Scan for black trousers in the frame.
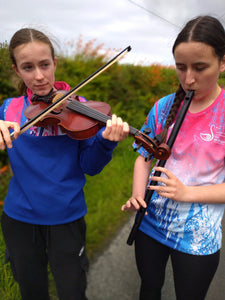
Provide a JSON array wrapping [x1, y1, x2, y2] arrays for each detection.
[[135, 230, 220, 300], [1, 212, 89, 300]]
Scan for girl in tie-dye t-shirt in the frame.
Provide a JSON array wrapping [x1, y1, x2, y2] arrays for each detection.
[[122, 15, 225, 300]]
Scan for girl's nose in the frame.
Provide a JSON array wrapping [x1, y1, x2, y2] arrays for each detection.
[[185, 69, 195, 85], [35, 68, 44, 80]]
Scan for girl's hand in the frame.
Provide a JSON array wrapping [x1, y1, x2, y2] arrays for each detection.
[[0, 120, 20, 149], [102, 114, 129, 141], [149, 166, 189, 202], [121, 196, 147, 212]]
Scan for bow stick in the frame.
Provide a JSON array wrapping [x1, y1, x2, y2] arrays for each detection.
[[127, 89, 195, 245], [10, 46, 131, 140]]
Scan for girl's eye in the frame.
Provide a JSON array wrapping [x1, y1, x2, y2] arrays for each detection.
[[23, 65, 33, 71], [41, 63, 50, 68], [195, 66, 206, 72], [39, 60, 52, 69], [176, 65, 186, 71]]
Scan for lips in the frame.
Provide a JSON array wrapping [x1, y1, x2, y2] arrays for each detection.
[[33, 84, 51, 95], [35, 84, 48, 89]]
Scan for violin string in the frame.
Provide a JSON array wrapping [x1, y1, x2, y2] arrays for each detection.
[[67, 100, 138, 135], [67, 101, 111, 123]]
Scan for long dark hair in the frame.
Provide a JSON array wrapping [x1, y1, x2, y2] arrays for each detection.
[[159, 15, 225, 142]]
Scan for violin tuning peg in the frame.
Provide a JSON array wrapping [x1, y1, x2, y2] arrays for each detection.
[[154, 134, 162, 145], [143, 128, 151, 135]]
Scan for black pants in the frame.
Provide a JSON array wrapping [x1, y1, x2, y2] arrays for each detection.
[[135, 230, 220, 300], [1, 212, 89, 300]]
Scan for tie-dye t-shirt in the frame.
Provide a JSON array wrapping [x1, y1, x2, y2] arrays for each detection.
[[134, 89, 225, 255]]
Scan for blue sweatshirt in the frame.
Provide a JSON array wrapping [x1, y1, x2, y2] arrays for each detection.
[[0, 82, 117, 225]]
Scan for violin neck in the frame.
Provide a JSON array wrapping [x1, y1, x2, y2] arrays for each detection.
[[66, 100, 138, 137]]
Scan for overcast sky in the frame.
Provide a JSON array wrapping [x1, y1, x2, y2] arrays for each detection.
[[0, 0, 225, 66]]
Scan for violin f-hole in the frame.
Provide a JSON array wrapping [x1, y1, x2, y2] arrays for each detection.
[[50, 109, 63, 115]]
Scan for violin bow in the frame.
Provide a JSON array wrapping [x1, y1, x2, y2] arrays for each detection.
[[10, 46, 131, 140], [127, 89, 195, 246]]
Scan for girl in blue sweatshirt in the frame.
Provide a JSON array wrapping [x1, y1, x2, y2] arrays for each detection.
[[0, 28, 129, 300]]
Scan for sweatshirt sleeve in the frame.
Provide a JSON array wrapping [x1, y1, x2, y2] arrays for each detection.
[[0, 101, 6, 120], [79, 127, 118, 175]]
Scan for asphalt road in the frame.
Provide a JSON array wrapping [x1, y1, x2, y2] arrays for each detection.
[[86, 215, 225, 300]]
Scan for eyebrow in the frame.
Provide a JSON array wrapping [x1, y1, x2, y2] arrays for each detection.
[[176, 62, 208, 66], [20, 59, 51, 66]]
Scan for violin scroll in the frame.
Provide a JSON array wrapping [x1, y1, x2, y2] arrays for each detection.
[[155, 143, 171, 160], [134, 131, 171, 160]]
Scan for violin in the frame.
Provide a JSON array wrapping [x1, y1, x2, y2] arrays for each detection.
[[24, 90, 171, 160], [24, 91, 111, 140]]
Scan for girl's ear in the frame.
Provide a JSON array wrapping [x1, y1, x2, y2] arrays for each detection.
[[12, 64, 21, 78], [220, 55, 225, 73], [54, 56, 57, 71]]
